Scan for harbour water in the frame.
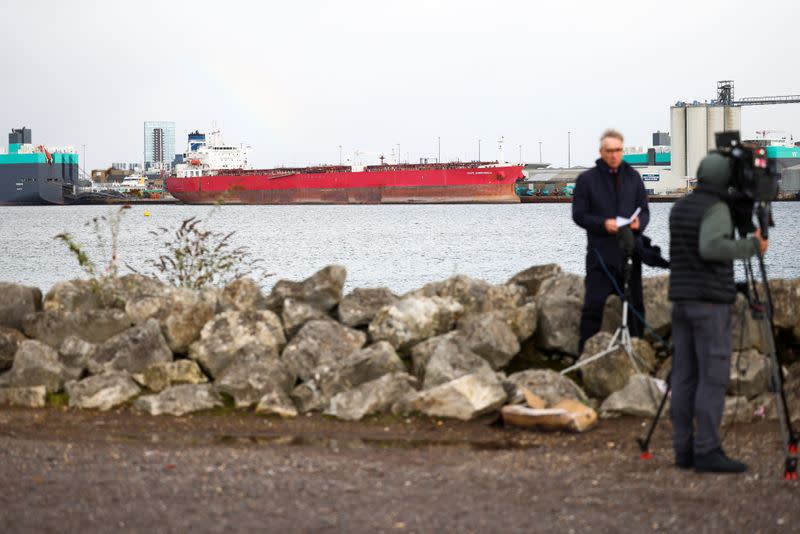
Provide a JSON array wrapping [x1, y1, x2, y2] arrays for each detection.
[[0, 203, 797, 294]]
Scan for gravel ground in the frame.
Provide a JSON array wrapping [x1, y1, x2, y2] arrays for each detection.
[[0, 407, 798, 533]]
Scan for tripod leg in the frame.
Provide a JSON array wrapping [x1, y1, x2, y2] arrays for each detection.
[[637, 379, 671, 459]]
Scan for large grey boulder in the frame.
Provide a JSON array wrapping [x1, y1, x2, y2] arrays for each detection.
[[457, 313, 520, 370], [0, 282, 41, 330], [2, 340, 67, 392], [730, 293, 764, 352], [312, 341, 406, 405], [216, 356, 294, 409], [219, 277, 268, 312], [0, 386, 46, 408], [534, 274, 584, 356], [281, 320, 366, 382], [134, 384, 223, 416], [266, 265, 347, 313], [599, 374, 666, 418], [65, 372, 141, 411], [281, 298, 330, 337], [499, 302, 538, 342], [577, 332, 657, 399], [126, 288, 218, 354], [406, 275, 492, 314], [728, 349, 770, 400], [0, 326, 26, 372], [505, 369, 589, 405], [44, 275, 167, 313], [141, 360, 208, 393], [88, 319, 172, 375], [338, 288, 399, 327], [22, 308, 134, 348], [58, 336, 96, 377], [768, 278, 800, 333], [401, 371, 508, 421], [326, 372, 418, 421], [507, 264, 563, 297], [368, 296, 463, 351], [255, 389, 298, 418], [188, 310, 284, 379], [410, 333, 493, 390]]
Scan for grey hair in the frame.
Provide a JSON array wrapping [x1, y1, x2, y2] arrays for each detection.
[[600, 129, 624, 148]]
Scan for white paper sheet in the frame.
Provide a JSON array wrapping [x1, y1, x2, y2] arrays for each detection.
[[615, 207, 642, 228]]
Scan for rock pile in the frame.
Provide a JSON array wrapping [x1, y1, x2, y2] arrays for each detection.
[[0, 267, 798, 429]]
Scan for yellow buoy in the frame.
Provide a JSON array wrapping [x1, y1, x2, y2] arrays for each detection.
[[144, 210, 150, 217]]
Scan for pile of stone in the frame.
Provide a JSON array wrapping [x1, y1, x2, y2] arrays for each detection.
[[0, 265, 797, 427]]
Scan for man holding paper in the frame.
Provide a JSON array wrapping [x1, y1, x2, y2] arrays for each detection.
[[572, 129, 650, 353]]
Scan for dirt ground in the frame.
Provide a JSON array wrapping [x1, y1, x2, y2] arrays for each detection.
[[0, 407, 798, 533]]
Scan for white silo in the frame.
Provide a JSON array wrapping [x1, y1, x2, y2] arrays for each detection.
[[670, 106, 687, 180], [707, 105, 725, 150], [686, 105, 709, 178], [724, 106, 742, 132]]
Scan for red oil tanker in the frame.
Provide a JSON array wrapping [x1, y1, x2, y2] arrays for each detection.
[[166, 129, 523, 204]]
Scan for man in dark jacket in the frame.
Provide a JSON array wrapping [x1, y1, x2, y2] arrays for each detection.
[[572, 129, 650, 353], [669, 152, 767, 473]]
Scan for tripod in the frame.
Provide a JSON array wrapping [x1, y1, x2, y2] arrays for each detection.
[[562, 227, 651, 377], [637, 202, 798, 480]]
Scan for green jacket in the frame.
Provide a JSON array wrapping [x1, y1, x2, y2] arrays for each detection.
[[696, 154, 760, 262]]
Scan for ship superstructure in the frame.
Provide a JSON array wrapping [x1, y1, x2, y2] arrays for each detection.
[[0, 127, 79, 205]]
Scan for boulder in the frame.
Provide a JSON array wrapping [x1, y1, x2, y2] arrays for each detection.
[[506, 264, 563, 297], [3, 340, 67, 392], [44, 275, 167, 313], [58, 336, 96, 376], [220, 277, 269, 312], [502, 399, 597, 432], [722, 396, 754, 425], [141, 360, 208, 393], [266, 265, 347, 313], [0, 282, 41, 330], [406, 275, 492, 314], [401, 371, 507, 421], [534, 274, 584, 356], [0, 386, 46, 408], [312, 341, 405, 405], [457, 312, 520, 370], [22, 308, 134, 348], [577, 332, 657, 399], [599, 374, 666, 418], [338, 287, 399, 327], [134, 384, 223, 416], [505, 369, 589, 406], [255, 389, 298, 418], [768, 278, 800, 332], [281, 320, 366, 382], [88, 319, 172, 375], [642, 275, 672, 338], [0, 326, 26, 372], [65, 372, 141, 411], [368, 296, 463, 351], [482, 284, 528, 313], [216, 356, 294, 409], [326, 372, 418, 421], [281, 298, 330, 337], [730, 293, 764, 352], [728, 349, 770, 400], [290, 381, 324, 413], [410, 333, 493, 390], [126, 288, 218, 354], [500, 302, 538, 342], [188, 310, 284, 379]]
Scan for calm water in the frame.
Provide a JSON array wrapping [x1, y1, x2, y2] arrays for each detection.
[[0, 202, 797, 294]]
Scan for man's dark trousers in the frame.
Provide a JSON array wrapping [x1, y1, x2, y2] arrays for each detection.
[[670, 300, 731, 455], [578, 252, 644, 353]]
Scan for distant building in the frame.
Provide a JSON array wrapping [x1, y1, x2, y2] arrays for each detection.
[[143, 121, 175, 171], [652, 130, 671, 147], [111, 162, 141, 172]]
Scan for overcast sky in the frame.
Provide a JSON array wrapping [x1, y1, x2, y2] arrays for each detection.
[[2, 0, 799, 171]]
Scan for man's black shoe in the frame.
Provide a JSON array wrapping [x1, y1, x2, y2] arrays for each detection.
[[675, 450, 693, 469], [694, 448, 748, 473]]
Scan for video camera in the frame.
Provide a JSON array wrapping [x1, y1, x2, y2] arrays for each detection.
[[714, 131, 780, 237]]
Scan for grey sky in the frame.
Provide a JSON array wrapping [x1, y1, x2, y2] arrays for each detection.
[[2, 0, 799, 172]]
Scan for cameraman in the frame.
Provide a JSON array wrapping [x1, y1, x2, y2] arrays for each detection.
[[668, 152, 768, 474]]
